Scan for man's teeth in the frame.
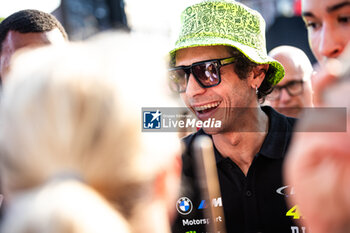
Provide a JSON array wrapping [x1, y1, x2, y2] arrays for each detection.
[[194, 102, 220, 111]]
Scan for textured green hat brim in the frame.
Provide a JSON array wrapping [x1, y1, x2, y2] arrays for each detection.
[[170, 37, 284, 86]]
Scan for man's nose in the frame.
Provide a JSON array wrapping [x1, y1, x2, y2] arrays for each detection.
[[280, 88, 292, 103], [318, 24, 344, 59], [185, 74, 206, 97]]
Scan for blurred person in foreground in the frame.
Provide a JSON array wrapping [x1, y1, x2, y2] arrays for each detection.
[[0, 9, 68, 83], [266, 45, 313, 118], [284, 0, 350, 232], [169, 0, 305, 232], [0, 33, 181, 233]]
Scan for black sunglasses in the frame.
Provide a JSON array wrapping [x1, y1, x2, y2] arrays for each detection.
[[169, 57, 235, 93]]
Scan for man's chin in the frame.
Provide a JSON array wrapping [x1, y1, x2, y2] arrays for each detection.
[[202, 123, 227, 135], [202, 127, 221, 135]]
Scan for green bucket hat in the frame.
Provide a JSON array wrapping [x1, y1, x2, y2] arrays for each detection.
[[170, 0, 285, 85]]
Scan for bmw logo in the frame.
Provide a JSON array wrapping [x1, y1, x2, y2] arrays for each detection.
[[176, 197, 193, 215]]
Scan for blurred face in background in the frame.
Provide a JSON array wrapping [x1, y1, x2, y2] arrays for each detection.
[[302, 0, 350, 64], [0, 29, 66, 81], [267, 46, 313, 118]]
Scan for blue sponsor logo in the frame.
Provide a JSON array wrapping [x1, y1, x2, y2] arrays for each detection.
[[176, 197, 193, 215], [198, 200, 207, 209], [143, 110, 161, 129]]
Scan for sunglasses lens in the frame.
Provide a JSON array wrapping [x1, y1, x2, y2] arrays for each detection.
[[193, 62, 219, 87], [169, 60, 222, 93], [169, 69, 187, 92]]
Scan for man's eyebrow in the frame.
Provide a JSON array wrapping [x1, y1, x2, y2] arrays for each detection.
[[302, 12, 314, 18], [327, 1, 350, 12], [302, 2, 350, 17]]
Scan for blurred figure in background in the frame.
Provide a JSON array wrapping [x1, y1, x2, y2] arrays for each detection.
[[267, 45, 313, 118], [0, 9, 68, 83], [0, 33, 181, 233], [284, 0, 350, 232], [0, 8, 68, 220]]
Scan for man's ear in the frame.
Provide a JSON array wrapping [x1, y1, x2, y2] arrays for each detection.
[[250, 64, 269, 88]]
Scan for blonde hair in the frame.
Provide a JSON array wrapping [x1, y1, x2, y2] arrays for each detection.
[[0, 32, 181, 229], [1, 180, 130, 233]]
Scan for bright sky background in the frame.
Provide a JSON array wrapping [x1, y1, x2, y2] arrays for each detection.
[[0, 0, 192, 38], [0, 0, 61, 17]]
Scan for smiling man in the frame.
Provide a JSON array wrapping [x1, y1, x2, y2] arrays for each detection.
[[169, 1, 303, 232]]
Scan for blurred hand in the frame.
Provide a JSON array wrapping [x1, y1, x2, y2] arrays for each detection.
[[285, 129, 350, 233], [285, 45, 350, 233]]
